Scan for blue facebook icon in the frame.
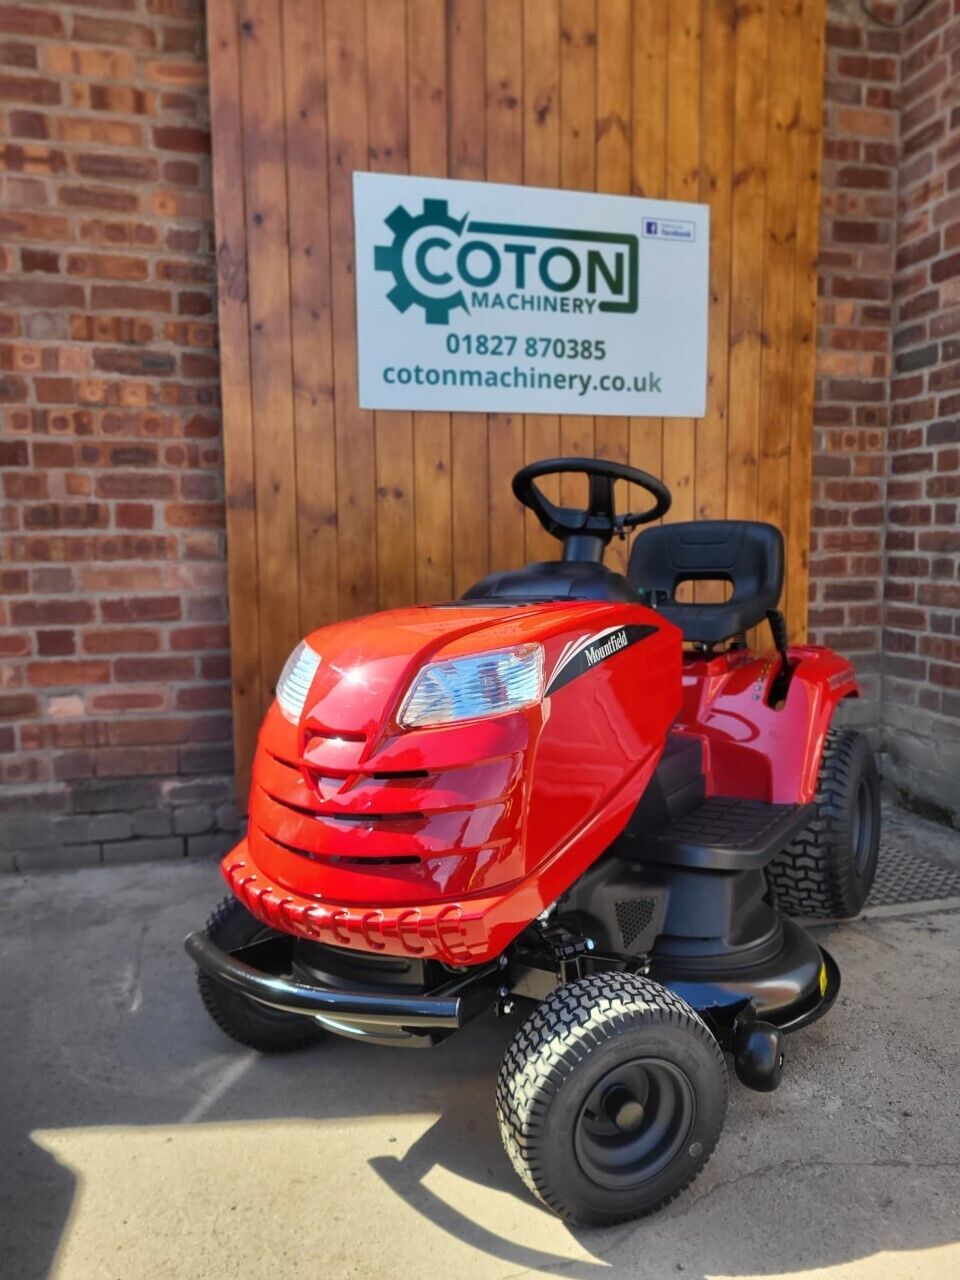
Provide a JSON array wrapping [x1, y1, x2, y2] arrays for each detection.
[[644, 219, 658, 235]]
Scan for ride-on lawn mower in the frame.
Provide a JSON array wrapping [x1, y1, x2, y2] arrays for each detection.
[[186, 457, 880, 1225]]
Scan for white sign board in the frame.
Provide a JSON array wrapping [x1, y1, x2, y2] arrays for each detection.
[[353, 172, 709, 418]]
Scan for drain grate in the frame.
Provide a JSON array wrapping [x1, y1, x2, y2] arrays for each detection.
[[866, 842, 960, 908]]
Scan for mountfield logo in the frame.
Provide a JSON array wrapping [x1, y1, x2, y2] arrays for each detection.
[[374, 198, 639, 326], [584, 629, 629, 666]]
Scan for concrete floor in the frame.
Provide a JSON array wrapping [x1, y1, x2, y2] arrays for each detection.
[[2, 837, 959, 1280]]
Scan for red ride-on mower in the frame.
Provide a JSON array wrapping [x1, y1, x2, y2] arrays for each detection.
[[186, 457, 880, 1225]]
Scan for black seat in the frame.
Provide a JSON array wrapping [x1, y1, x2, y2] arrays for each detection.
[[627, 520, 784, 646]]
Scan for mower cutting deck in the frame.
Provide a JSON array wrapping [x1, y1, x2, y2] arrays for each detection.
[[187, 457, 878, 1225]]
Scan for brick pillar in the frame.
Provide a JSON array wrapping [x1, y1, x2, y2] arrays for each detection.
[[809, 4, 900, 728], [0, 1, 239, 869], [884, 0, 960, 823]]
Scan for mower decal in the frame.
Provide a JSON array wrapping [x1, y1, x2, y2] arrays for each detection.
[[546, 624, 657, 695]]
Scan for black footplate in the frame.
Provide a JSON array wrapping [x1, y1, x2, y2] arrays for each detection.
[[620, 797, 815, 871]]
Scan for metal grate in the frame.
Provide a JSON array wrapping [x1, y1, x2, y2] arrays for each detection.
[[866, 842, 960, 908], [615, 897, 656, 947]]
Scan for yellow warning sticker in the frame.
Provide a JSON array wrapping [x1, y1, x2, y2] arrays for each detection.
[[819, 962, 828, 997]]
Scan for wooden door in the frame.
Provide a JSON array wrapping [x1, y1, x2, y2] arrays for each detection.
[[207, 0, 826, 793]]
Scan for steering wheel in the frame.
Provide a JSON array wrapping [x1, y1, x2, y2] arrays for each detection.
[[512, 457, 672, 548]]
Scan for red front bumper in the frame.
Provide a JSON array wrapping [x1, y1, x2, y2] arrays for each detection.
[[221, 840, 517, 965]]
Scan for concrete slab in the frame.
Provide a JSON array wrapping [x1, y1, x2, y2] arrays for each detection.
[[1, 857, 958, 1280]]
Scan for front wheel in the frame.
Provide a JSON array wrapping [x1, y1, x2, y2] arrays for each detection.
[[495, 972, 727, 1225], [765, 728, 881, 919], [196, 896, 325, 1053]]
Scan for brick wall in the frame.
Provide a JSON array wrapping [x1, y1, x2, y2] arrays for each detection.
[[884, 0, 960, 821], [810, 0, 960, 825], [809, 0, 900, 729], [0, 0, 238, 870]]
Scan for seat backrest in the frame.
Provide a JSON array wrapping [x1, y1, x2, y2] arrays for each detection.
[[627, 520, 784, 645]]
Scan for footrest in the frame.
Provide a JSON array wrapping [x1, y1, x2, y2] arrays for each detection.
[[622, 797, 815, 871]]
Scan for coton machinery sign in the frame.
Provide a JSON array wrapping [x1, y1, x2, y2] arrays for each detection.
[[354, 172, 709, 418]]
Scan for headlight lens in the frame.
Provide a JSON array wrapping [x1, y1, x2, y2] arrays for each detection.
[[398, 643, 544, 729], [275, 640, 321, 723]]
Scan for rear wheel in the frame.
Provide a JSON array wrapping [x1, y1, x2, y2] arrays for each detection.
[[766, 728, 880, 919], [495, 972, 727, 1225], [196, 896, 325, 1053]]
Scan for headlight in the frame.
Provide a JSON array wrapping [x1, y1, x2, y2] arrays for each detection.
[[275, 640, 321, 723], [398, 644, 544, 729]]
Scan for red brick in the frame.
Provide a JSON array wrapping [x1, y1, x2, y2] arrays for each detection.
[[152, 124, 209, 152], [74, 152, 159, 184], [0, 279, 86, 309], [90, 284, 173, 312], [115, 502, 154, 529], [170, 624, 228, 651], [0, 73, 60, 104], [72, 14, 157, 51], [59, 184, 140, 213], [10, 598, 94, 626], [67, 253, 150, 281], [113, 655, 194, 682], [27, 660, 110, 687], [100, 595, 182, 623], [37, 629, 76, 657], [931, 250, 960, 281], [164, 501, 225, 527], [83, 628, 161, 654]]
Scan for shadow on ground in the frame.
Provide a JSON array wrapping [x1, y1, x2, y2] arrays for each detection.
[[1, 850, 958, 1279]]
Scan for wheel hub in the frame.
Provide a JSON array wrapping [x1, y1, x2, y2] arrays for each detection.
[[575, 1057, 695, 1190]]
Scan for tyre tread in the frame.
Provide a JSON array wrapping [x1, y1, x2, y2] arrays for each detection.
[[495, 972, 727, 1224], [765, 728, 878, 918], [196, 896, 324, 1054]]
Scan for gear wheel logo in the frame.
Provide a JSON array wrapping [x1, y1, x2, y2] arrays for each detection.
[[374, 198, 469, 326]]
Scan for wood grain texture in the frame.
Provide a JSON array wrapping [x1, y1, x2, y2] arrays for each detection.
[[282, 0, 339, 633], [237, 0, 300, 700], [209, 0, 826, 796], [206, 0, 262, 790]]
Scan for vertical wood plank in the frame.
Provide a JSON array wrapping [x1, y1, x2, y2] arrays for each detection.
[[366, 0, 416, 612], [407, 0, 453, 601], [448, 0, 490, 597], [628, 0, 667, 506], [694, 0, 735, 604], [786, 0, 825, 641], [758, 0, 803, 599], [207, 0, 262, 797], [523, 0, 562, 563], [558, 0, 596, 503], [325, 0, 378, 617], [282, 0, 340, 634], [661, 0, 701, 554], [238, 0, 301, 699], [726, 0, 771, 530], [594, 0, 631, 573], [485, 0, 526, 571]]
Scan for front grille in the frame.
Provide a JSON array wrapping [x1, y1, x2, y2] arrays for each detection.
[[261, 830, 422, 867]]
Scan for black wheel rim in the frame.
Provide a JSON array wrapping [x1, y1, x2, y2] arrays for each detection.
[[852, 777, 875, 877], [574, 1057, 696, 1191]]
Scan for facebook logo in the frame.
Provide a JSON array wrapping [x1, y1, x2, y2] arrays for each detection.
[[642, 217, 695, 243]]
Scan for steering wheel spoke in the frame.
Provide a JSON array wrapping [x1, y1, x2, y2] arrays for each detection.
[[512, 458, 671, 552]]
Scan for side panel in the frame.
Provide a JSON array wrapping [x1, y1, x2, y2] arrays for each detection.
[[677, 644, 858, 804]]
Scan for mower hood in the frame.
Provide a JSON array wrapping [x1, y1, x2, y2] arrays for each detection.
[[233, 598, 681, 961]]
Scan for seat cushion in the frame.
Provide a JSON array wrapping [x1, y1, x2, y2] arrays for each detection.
[[627, 520, 783, 645]]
